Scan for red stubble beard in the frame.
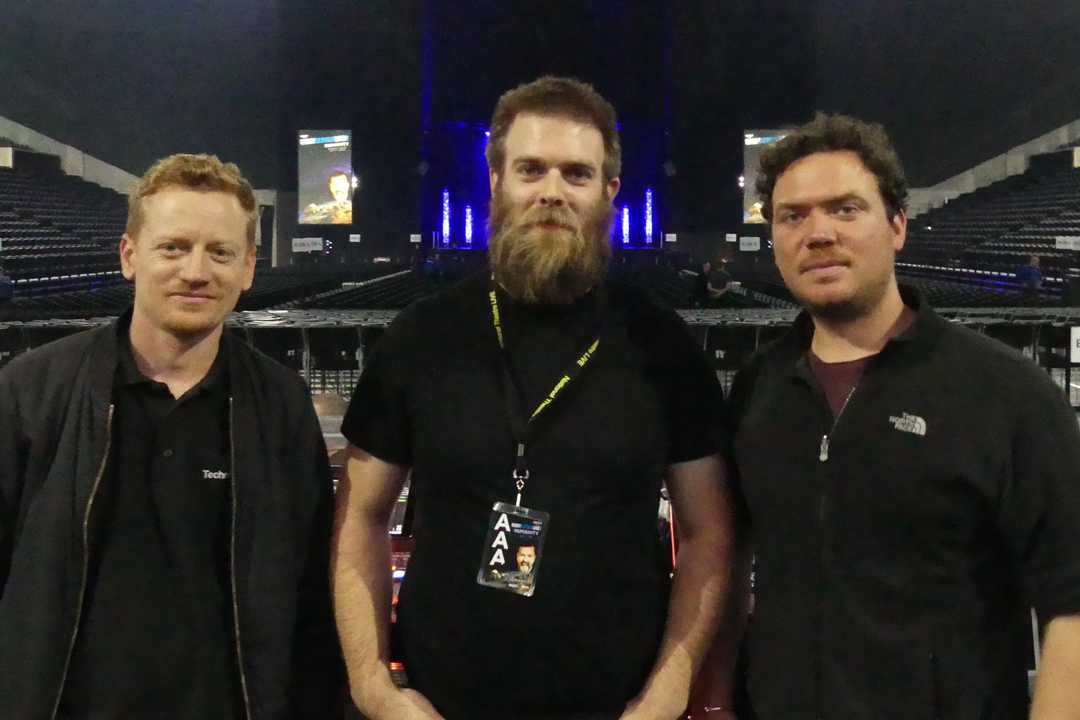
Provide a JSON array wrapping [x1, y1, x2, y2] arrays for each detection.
[[487, 184, 614, 306]]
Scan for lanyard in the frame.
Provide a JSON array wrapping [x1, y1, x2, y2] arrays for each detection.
[[488, 284, 601, 505]]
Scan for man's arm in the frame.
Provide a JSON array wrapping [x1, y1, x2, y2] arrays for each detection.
[[330, 444, 443, 720], [687, 509, 750, 718], [1030, 614, 1080, 720], [622, 454, 737, 720], [0, 371, 26, 595]]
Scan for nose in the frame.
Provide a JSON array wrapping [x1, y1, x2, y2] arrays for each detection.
[[178, 247, 212, 284], [804, 208, 838, 249], [536, 170, 567, 208]]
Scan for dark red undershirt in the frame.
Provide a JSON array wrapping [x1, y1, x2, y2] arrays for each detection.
[[807, 351, 873, 417]]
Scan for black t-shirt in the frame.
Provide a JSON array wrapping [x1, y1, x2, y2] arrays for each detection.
[[342, 273, 728, 719], [59, 328, 239, 719]]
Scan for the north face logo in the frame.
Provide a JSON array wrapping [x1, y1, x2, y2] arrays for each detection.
[[889, 413, 926, 437]]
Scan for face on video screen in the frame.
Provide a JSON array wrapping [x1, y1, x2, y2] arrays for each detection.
[[298, 131, 355, 225]]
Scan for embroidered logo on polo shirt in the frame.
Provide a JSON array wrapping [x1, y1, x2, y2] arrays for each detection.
[[202, 469, 230, 480], [889, 412, 927, 437]]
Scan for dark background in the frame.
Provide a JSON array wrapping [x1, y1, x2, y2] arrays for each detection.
[[3, 0, 1079, 253]]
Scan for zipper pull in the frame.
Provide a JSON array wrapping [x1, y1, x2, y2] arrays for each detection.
[[819, 434, 830, 462]]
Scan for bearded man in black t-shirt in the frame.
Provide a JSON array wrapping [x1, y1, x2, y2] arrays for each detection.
[[331, 76, 742, 720]]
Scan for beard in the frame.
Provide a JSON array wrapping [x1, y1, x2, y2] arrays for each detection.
[[790, 259, 895, 323], [487, 185, 613, 306]]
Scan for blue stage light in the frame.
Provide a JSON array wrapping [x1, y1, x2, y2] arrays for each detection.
[[465, 205, 473, 245], [442, 188, 451, 246], [644, 188, 654, 244], [622, 206, 630, 245]]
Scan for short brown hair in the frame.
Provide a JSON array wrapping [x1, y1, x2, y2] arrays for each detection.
[[127, 153, 258, 245], [756, 113, 908, 222], [486, 76, 621, 182]]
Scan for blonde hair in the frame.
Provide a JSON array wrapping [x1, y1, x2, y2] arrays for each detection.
[[127, 153, 258, 245]]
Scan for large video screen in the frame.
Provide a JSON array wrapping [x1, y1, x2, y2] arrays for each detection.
[[743, 129, 788, 224], [298, 130, 355, 225]]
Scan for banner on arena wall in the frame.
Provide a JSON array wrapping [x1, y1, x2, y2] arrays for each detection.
[[409, 234, 422, 244], [1056, 236, 1080, 251], [726, 233, 738, 243], [292, 236, 324, 253], [0, 147, 12, 169], [1071, 327, 1080, 364], [664, 233, 677, 243], [349, 233, 362, 243], [739, 236, 761, 252], [1073, 148, 1080, 169]]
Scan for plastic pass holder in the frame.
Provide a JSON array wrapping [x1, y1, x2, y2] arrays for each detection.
[[476, 501, 549, 597]]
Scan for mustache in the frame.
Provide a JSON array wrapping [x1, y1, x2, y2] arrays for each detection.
[[517, 205, 578, 231]]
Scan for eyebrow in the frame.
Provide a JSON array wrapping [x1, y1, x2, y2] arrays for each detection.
[[775, 192, 868, 211], [512, 156, 598, 172]]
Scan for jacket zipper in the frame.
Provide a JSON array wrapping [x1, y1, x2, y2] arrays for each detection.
[[50, 404, 114, 720], [814, 380, 859, 718], [229, 397, 254, 720], [818, 383, 858, 463]]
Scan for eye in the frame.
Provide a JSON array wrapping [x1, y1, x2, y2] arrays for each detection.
[[211, 247, 236, 263], [835, 204, 860, 216], [159, 242, 182, 255], [565, 166, 594, 183], [779, 210, 803, 224], [518, 162, 544, 178]]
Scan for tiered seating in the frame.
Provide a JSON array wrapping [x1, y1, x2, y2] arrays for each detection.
[[611, 263, 768, 309], [235, 268, 357, 310], [900, 151, 1080, 301], [898, 276, 1046, 308], [0, 266, 386, 321], [0, 158, 128, 294], [297, 271, 438, 310], [0, 284, 132, 321]]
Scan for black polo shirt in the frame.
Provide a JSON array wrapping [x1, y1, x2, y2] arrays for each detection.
[[59, 327, 239, 719], [342, 273, 728, 719]]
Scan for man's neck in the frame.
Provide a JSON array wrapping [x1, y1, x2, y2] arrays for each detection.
[[128, 312, 223, 399], [809, 283, 914, 363]]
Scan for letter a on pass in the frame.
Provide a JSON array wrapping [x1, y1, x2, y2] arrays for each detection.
[[489, 549, 506, 566], [494, 513, 511, 532]]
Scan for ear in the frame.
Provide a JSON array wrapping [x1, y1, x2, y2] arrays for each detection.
[[890, 208, 907, 253], [605, 176, 621, 203], [119, 233, 137, 281], [489, 168, 499, 196]]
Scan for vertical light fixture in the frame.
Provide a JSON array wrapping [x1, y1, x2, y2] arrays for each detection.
[[464, 205, 473, 245], [644, 188, 654, 244], [442, 188, 451, 246], [622, 206, 630, 245]]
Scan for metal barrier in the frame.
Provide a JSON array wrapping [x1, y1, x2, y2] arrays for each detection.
[[5, 307, 1080, 405]]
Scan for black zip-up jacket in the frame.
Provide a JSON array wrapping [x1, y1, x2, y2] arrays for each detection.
[[730, 287, 1080, 719], [0, 317, 345, 719]]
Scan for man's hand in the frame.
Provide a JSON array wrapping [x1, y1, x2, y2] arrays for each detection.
[[1030, 614, 1080, 720], [367, 688, 444, 720], [619, 691, 687, 720]]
